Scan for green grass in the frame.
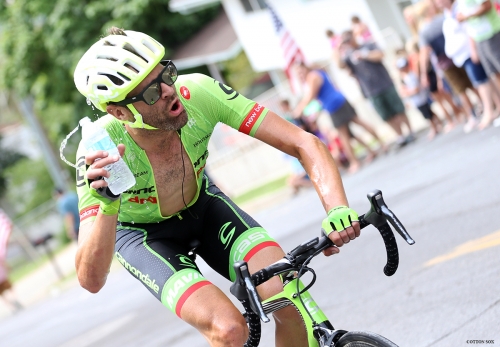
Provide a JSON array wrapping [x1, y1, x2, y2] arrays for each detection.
[[9, 242, 72, 283], [232, 175, 288, 205]]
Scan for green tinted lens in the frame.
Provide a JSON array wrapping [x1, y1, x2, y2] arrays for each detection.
[[162, 64, 178, 85], [143, 83, 161, 105]]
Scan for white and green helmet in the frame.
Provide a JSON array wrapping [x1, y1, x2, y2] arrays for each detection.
[[74, 30, 165, 114]]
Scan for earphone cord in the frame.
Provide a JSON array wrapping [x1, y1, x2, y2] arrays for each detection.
[[179, 132, 199, 220]]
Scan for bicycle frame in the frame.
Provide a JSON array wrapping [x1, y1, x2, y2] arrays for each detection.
[[262, 277, 329, 347]]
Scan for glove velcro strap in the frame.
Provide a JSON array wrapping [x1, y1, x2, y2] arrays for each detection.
[[99, 199, 121, 216]]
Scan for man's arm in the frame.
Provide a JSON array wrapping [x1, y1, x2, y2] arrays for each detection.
[[457, 0, 493, 22], [419, 45, 432, 87], [357, 48, 384, 63], [76, 214, 118, 293], [75, 145, 125, 293], [254, 113, 359, 248]]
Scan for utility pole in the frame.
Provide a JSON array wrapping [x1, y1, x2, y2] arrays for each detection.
[[17, 96, 71, 191]]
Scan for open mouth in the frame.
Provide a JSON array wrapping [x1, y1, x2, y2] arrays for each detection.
[[169, 99, 184, 116]]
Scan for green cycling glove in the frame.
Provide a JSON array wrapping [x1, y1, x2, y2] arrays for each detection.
[[321, 205, 359, 236], [87, 174, 122, 216]]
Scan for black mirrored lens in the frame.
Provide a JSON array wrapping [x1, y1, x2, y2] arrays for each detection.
[[162, 64, 177, 86], [143, 83, 161, 105]]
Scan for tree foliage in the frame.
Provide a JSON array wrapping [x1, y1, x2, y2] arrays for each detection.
[[0, 0, 220, 215], [0, 0, 221, 120]]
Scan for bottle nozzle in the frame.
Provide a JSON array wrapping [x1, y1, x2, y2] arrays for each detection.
[[79, 117, 91, 127]]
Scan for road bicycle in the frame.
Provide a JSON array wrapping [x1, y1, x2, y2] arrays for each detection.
[[230, 189, 415, 347]]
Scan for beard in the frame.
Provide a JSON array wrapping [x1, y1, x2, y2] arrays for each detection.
[[144, 96, 188, 131]]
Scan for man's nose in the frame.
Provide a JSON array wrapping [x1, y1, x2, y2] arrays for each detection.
[[159, 81, 175, 99]]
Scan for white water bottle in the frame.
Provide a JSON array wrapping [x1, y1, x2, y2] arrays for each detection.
[[79, 117, 135, 195]]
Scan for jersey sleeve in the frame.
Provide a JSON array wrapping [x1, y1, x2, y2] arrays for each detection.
[[183, 74, 270, 137], [75, 142, 100, 225]]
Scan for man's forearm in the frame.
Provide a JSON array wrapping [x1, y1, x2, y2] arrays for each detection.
[[363, 50, 384, 62], [469, 1, 493, 18], [298, 135, 348, 211], [76, 213, 118, 293]]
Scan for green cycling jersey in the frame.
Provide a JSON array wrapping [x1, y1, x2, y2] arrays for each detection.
[[76, 73, 269, 224]]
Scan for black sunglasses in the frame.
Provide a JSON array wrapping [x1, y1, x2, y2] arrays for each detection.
[[113, 60, 178, 107]]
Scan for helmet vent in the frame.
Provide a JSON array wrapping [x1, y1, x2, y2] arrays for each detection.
[[98, 73, 125, 86], [122, 43, 148, 63], [117, 72, 131, 81]]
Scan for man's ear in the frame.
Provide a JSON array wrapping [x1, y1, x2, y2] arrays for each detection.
[[106, 104, 133, 122]]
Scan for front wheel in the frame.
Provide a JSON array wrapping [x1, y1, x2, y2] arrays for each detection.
[[334, 331, 398, 347]]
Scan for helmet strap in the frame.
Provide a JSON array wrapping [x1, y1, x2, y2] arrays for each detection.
[[120, 104, 158, 130]]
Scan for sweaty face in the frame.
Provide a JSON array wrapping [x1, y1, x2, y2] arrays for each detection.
[[131, 65, 188, 131]]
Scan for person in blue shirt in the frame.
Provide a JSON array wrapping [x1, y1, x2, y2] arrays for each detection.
[[293, 63, 386, 174], [54, 188, 80, 241]]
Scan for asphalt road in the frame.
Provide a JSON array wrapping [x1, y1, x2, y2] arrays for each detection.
[[1, 125, 500, 347]]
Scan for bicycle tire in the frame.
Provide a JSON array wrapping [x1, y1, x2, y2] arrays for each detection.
[[334, 331, 398, 347]]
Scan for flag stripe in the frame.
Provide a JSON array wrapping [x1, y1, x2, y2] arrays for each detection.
[[268, 3, 304, 92]]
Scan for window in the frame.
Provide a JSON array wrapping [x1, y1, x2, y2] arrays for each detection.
[[240, 0, 267, 13]]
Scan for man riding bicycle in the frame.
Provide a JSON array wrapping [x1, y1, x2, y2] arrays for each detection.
[[73, 27, 360, 347]]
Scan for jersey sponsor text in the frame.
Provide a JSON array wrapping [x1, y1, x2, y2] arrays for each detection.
[[239, 103, 265, 135]]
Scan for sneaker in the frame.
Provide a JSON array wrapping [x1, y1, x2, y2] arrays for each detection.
[[463, 118, 477, 133], [405, 134, 416, 144], [494, 117, 500, 128]]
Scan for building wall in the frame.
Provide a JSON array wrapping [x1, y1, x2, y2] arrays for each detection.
[[221, 0, 407, 72]]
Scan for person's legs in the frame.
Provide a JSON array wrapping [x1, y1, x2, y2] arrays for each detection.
[[350, 115, 386, 151], [463, 58, 495, 130], [337, 125, 361, 173]]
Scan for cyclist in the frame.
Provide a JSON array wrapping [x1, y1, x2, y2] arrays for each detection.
[[73, 27, 360, 347]]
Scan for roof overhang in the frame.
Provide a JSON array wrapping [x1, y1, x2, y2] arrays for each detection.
[[171, 9, 241, 70], [169, 0, 221, 14]]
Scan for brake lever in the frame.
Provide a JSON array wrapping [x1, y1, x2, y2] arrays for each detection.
[[233, 261, 270, 323], [380, 205, 415, 245]]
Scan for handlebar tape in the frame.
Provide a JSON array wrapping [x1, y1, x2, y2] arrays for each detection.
[[378, 222, 399, 276]]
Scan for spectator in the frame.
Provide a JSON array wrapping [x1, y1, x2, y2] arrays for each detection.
[[437, 0, 500, 130], [457, 0, 500, 128], [326, 29, 342, 51], [54, 188, 80, 241], [337, 31, 415, 147], [293, 63, 386, 173], [0, 208, 22, 313], [420, 0, 479, 133], [0, 258, 22, 313], [351, 15, 374, 44], [397, 57, 443, 140]]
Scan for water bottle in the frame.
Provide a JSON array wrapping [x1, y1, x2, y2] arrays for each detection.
[[79, 117, 136, 195]]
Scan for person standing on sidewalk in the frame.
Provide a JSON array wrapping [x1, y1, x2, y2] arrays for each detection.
[[457, 0, 500, 128], [396, 57, 443, 140], [0, 208, 22, 313], [419, 0, 479, 133], [436, 0, 500, 130], [337, 31, 415, 147], [293, 63, 386, 173]]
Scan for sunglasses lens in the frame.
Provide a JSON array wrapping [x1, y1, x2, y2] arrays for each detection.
[[162, 63, 178, 86], [143, 84, 161, 105]]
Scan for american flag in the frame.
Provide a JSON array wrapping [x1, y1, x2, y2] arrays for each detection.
[[0, 208, 12, 261], [267, 2, 305, 92]]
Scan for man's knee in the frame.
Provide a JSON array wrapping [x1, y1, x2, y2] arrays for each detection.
[[207, 314, 248, 346]]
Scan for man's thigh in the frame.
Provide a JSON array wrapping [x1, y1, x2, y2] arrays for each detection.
[[115, 225, 211, 317], [195, 178, 281, 282]]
